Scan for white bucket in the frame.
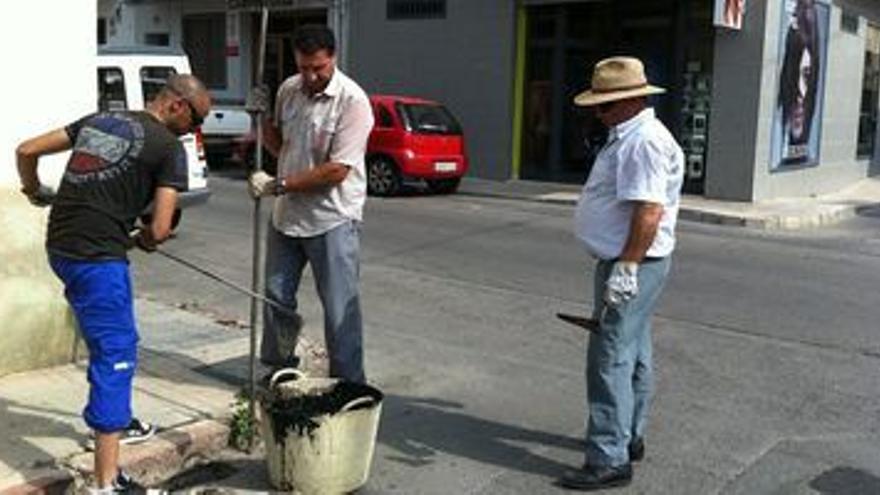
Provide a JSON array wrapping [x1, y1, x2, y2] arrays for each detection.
[[259, 369, 383, 494]]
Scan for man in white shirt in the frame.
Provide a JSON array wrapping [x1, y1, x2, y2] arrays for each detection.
[[247, 24, 374, 383], [560, 57, 684, 491]]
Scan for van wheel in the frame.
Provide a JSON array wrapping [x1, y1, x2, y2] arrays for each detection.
[[426, 178, 461, 195], [367, 156, 401, 196]]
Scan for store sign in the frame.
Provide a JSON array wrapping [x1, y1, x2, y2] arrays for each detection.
[[770, 0, 830, 170], [714, 0, 746, 30]]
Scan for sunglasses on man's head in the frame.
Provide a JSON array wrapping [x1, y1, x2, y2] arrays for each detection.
[[168, 87, 203, 128]]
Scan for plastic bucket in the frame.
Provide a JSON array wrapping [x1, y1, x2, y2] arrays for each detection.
[[258, 369, 383, 494]]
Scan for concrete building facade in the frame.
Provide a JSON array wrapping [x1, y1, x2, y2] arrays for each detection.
[[94, 0, 880, 202], [1, 1, 96, 377], [349, 0, 880, 201]]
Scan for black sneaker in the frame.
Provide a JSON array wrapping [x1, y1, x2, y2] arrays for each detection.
[[112, 469, 166, 494], [86, 419, 156, 451], [120, 419, 156, 445]]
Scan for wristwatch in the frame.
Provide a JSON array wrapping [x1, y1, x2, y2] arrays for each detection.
[[274, 176, 286, 196]]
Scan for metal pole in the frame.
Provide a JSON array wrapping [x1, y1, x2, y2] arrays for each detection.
[[248, 4, 270, 452]]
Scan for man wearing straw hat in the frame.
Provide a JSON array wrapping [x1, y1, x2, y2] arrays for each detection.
[[560, 57, 684, 491]]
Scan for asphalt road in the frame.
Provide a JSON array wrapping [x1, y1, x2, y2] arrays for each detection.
[[132, 174, 880, 494]]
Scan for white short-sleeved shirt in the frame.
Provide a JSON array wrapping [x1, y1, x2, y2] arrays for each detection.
[[271, 68, 375, 237], [574, 108, 684, 260]]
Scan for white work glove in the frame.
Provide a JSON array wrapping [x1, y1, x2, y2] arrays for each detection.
[[22, 184, 55, 207], [248, 171, 279, 198], [245, 84, 271, 115], [604, 261, 639, 307]]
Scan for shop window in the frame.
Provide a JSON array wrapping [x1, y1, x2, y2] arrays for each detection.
[[98, 68, 126, 112], [376, 105, 394, 128], [98, 18, 107, 45], [387, 0, 446, 20], [841, 11, 859, 34], [857, 25, 880, 159], [183, 14, 227, 90], [140, 66, 177, 104]]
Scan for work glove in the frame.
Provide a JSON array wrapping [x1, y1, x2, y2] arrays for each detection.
[[245, 84, 271, 115], [22, 184, 55, 207], [248, 170, 279, 198], [604, 261, 639, 307]]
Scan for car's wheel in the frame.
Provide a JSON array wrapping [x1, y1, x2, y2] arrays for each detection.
[[426, 177, 461, 195], [367, 155, 401, 196]]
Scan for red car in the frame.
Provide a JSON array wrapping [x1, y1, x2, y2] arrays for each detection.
[[367, 95, 468, 195]]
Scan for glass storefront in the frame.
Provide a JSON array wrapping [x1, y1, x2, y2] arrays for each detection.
[[520, 0, 714, 193]]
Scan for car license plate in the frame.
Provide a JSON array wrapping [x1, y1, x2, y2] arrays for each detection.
[[434, 161, 457, 172]]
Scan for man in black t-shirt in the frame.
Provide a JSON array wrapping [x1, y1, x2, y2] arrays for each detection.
[[16, 74, 210, 494]]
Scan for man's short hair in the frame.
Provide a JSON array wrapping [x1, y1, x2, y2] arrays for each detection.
[[293, 24, 336, 56]]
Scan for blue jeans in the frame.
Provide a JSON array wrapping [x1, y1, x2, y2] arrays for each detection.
[[261, 220, 365, 383], [49, 254, 138, 433], [585, 257, 671, 467]]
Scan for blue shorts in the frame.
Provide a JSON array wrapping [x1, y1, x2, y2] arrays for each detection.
[[49, 254, 138, 433]]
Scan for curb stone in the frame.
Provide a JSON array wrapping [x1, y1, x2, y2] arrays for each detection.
[[66, 419, 231, 490]]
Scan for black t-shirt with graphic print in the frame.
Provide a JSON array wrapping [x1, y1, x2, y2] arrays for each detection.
[[47, 111, 188, 260]]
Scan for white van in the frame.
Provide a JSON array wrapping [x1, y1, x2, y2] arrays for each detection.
[[97, 47, 210, 223]]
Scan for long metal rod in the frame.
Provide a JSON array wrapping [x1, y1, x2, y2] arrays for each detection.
[[248, 4, 271, 450], [154, 248, 297, 318]]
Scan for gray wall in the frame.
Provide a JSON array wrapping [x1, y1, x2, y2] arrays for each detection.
[[709, 0, 879, 201], [705, 0, 767, 200], [348, 0, 517, 180]]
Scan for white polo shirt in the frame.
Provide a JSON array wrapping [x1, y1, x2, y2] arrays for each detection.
[[573, 108, 684, 260], [271, 68, 374, 237]]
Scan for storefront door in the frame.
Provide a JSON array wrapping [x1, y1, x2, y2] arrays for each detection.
[[256, 10, 326, 101], [520, 0, 713, 192]]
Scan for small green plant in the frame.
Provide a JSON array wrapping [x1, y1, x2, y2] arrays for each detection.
[[229, 389, 258, 451]]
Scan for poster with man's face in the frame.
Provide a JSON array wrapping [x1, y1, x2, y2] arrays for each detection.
[[770, 0, 830, 170]]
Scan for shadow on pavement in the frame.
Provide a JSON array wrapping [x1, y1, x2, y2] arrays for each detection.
[[0, 397, 87, 471], [809, 466, 880, 495], [377, 394, 581, 478]]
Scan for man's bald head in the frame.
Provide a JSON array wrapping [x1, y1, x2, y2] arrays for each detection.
[[161, 74, 211, 114], [148, 74, 212, 135]]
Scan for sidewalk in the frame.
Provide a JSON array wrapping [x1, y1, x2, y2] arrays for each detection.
[[0, 298, 323, 494], [458, 176, 880, 229]]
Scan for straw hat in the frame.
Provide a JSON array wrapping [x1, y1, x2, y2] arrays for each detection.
[[574, 57, 666, 107]]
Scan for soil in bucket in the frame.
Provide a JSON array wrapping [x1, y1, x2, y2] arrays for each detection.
[[264, 381, 383, 441]]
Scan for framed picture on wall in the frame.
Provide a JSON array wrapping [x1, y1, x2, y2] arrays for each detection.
[[770, 0, 830, 170], [714, 0, 746, 30]]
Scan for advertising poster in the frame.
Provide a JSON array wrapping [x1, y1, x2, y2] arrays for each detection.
[[714, 0, 746, 30], [770, 0, 830, 170]]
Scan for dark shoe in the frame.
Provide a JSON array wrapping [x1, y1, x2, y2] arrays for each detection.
[[629, 437, 645, 462], [86, 418, 156, 450], [558, 463, 633, 491], [112, 469, 166, 494], [119, 418, 156, 445]]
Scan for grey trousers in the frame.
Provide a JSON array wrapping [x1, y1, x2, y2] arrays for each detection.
[[585, 256, 671, 467], [260, 220, 365, 383]]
